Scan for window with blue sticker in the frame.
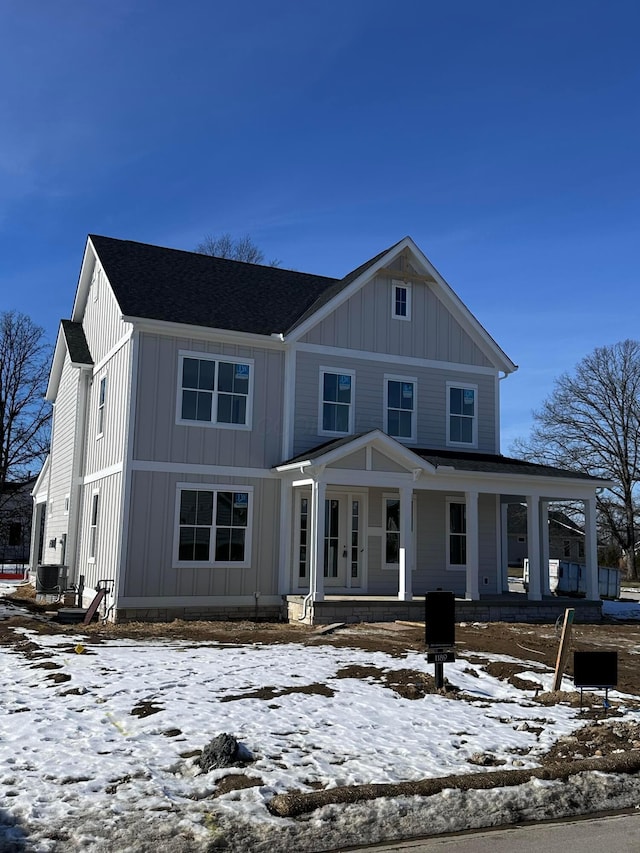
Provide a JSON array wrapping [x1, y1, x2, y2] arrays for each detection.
[[448, 385, 476, 445], [179, 354, 252, 427]]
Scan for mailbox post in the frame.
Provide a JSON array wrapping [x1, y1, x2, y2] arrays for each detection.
[[425, 591, 456, 689]]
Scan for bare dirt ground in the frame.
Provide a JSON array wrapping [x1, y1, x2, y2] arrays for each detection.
[[3, 583, 640, 780]]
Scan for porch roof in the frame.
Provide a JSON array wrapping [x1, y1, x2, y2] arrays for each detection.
[[276, 432, 608, 485]]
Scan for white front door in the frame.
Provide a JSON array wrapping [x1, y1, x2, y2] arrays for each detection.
[[296, 491, 365, 590]]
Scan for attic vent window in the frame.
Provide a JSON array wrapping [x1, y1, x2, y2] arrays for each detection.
[[391, 280, 411, 320]]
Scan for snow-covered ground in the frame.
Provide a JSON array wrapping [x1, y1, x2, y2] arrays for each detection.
[[1, 581, 639, 853]]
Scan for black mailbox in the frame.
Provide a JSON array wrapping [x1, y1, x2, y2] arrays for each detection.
[[425, 591, 456, 647], [573, 651, 618, 688]]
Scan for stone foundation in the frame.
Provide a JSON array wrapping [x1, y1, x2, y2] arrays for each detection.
[[287, 595, 603, 626], [113, 604, 286, 623]]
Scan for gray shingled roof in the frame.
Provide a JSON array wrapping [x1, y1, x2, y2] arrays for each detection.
[[61, 320, 93, 365], [279, 436, 600, 481], [89, 235, 378, 336], [414, 448, 598, 480]]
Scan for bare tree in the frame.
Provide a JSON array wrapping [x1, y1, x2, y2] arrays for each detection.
[[0, 311, 51, 511], [195, 232, 280, 267], [511, 339, 640, 579]]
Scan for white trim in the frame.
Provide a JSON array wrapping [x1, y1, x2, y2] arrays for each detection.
[[115, 328, 140, 609], [176, 350, 254, 430], [123, 315, 286, 349], [91, 330, 133, 376], [172, 483, 254, 569], [384, 374, 417, 443], [318, 366, 355, 437], [131, 459, 273, 478], [446, 381, 478, 448], [82, 462, 124, 486], [296, 341, 498, 376], [282, 345, 297, 461], [391, 280, 411, 321], [286, 236, 517, 375]]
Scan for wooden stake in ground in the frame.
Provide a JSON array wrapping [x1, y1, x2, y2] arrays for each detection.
[[553, 608, 575, 691]]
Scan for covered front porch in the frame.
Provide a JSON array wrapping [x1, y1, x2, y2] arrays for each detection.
[[275, 431, 610, 619]]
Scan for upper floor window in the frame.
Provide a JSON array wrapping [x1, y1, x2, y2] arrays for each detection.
[[385, 375, 417, 442], [391, 280, 411, 320], [174, 485, 252, 568], [178, 353, 253, 428], [319, 368, 354, 435], [447, 383, 477, 446], [97, 375, 107, 437]]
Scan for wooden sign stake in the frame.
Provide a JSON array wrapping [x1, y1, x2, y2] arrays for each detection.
[[553, 608, 575, 691]]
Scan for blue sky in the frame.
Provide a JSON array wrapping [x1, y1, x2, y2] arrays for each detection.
[[1, 0, 638, 448]]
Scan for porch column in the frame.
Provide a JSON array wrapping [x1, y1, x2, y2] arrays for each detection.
[[465, 491, 479, 600], [500, 500, 509, 592], [526, 495, 542, 601], [540, 501, 550, 596], [310, 479, 326, 602], [398, 486, 413, 601], [277, 479, 293, 595], [584, 496, 599, 600]]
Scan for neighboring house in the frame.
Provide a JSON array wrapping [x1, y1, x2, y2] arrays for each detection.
[[0, 477, 36, 564], [32, 235, 609, 622], [507, 503, 585, 568]]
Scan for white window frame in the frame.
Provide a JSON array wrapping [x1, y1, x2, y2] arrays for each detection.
[[173, 483, 253, 569], [88, 490, 100, 563], [318, 367, 355, 436], [382, 493, 416, 571], [176, 351, 254, 430], [446, 496, 466, 572], [446, 382, 478, 448], [384, 374, 417, 443], [391, 280, 411, 320], [97, 374, 107, 438]]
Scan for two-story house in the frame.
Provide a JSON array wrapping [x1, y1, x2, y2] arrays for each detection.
[[33, 235, 608, 623]]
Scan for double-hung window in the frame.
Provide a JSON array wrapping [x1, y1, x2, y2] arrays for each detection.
[[319, 368, 354, 435], [385, 375, 417, 442], [447, 383, 477, 446], [447, 499, 466, 570], [178, 353, 253, 428], [175, 485, 252, 568], [391, 280, 411, 320]]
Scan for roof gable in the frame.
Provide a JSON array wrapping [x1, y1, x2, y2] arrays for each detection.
[[46, 321, 94, 402]]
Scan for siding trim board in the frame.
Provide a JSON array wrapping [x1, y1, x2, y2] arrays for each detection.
[[296, 341, 499, 375]]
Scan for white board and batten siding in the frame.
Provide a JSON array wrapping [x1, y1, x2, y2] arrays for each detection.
[[82, 261, 132, 366], [133, 333, 285, 470], [299, 274, 495, 367], [75, 468, 124, 595], [122, 471, 280, 600], [83, 339, 132, 478], [293, 349, 496, 458], [41, 355, 82, 567]]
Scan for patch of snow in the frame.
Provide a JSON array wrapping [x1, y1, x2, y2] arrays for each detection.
[[0, 626, 638, 851]]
